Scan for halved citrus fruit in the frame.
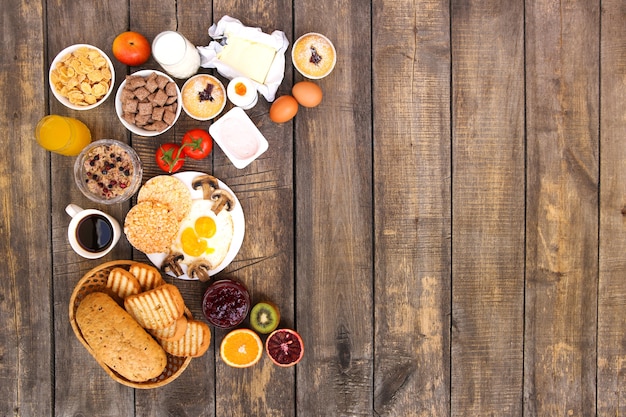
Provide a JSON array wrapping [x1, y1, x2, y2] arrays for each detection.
[[266, 328, 304, 367], [220, 328, 263, 368]]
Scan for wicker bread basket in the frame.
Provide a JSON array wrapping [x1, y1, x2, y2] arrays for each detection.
[[69, 260, 192, 389]]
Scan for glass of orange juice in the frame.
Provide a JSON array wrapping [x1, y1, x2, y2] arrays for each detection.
[[35, 115, 91, 156]]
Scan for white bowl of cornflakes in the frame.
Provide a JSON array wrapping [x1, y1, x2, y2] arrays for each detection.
[[49, 44, 115, 111]]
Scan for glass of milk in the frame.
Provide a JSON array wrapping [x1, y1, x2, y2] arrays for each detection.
[[152, 31, 200, 79]]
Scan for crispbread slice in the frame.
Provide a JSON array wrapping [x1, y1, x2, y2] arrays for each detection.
[[124, 201, 179, 254], [149, 314, 188, 342], [137, 175, 192, 222], [128, 262, 164, 291], [160, 320, 211, 358], [106, 268, 142, 300], [124, 284, 185, 330]]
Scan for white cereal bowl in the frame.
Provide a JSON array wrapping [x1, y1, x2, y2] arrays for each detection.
[[115, 69, 182, 137], [49, 44, 115, 111]]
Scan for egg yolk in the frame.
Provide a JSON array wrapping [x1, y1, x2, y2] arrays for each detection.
[[181, 227, 207, 257], [195, 216, 217, 238], [235, 82, 247, 96], [180, 217, 218, 257]]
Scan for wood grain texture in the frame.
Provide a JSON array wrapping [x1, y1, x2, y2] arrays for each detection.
[[0, 0, 52, 416], [597, 0, 626, 415], [210, 3, 297, 417], [524, 1, 599, 416], [126, 1, 216, 415], [451, 1, 525, 415], [46, 1, 134, 416], [372, 0, 451, 416], [294, 1, 374, 416], [6, 1, 626, 415]]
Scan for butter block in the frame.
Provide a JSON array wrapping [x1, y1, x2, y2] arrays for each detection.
[[218, 36, 276, 84]]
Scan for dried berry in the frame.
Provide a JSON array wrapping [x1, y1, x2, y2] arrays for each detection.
[[198, 83, 215, 102], [309, 46, 322, 65]]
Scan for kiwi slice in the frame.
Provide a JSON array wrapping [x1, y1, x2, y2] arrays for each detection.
[[250, 301, 280, 334]]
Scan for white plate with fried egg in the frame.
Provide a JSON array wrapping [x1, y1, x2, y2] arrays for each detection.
[[146, 171, 245, 280]]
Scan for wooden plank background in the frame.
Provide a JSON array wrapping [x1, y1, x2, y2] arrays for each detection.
[[373, 0, 451, 416], [525, 2, 599, 415], [598, 1, 626, 416], [3, 0, 626, 416], [451, 1, 525, 414]]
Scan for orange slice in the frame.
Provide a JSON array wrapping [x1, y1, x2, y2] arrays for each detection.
[[220, 328, 263, 368]]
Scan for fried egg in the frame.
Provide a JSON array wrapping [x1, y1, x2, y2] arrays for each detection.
[[170, 199, 234, 269]]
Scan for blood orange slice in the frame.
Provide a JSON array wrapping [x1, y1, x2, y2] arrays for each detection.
[[265, 328, 304, 367], [220, 328, 263, 368]]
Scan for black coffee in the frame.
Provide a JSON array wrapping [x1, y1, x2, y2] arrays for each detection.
[[76, 214, 113, 253]]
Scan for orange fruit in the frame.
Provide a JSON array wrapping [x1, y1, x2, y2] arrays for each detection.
[[266, 328, 304, 367], [220, 328, 263, 368]]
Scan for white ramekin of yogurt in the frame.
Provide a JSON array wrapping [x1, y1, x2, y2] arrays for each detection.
[[152, 31, 200, 79], [209, 107, 268, 169]]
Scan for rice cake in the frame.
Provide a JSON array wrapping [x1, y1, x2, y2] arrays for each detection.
[[137, 175, 192, 222], [124, 201, 179, 254]]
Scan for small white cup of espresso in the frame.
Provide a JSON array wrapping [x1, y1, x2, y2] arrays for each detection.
[[65, 204, 121, 259]]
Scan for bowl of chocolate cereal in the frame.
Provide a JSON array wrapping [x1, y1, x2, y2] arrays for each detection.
[[115, 70, 181, 137], [74, 139, 143, 204]]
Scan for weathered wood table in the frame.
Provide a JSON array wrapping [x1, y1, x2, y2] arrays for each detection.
[[3, 0, 625, 416]]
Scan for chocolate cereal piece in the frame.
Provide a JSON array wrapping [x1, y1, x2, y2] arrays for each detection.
[[137, 102, 153, 116], [163, 110, 176, 126], [125, 75, 146, 89], [152, 106, 165, 121], [153, 89, 169, 107], [165, 82, 178, 97], [156, 75, 169, 89], [134, 86, 150, 101]]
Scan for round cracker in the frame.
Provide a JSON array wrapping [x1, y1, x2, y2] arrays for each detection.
[[137, 175, 192, 222], [124, 201, 179, 254]]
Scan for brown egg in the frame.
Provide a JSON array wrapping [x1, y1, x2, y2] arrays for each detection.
[[292, 81, 323, 108], [269, 95, 299, 123]]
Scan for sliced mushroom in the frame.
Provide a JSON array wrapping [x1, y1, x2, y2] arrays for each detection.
[[192, 174, 220, 200], [187, 260, 213, 282], [161, 251, 184, 277], [210, 189, 235, 214]]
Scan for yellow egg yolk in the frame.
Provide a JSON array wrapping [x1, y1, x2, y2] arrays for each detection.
[[180, 216, 218, 257], [181, 227, 207, 257], [195, 216, 217, 238], [235, 82, 247, 96]]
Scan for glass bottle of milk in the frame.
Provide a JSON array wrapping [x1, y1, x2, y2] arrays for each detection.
[[152, 31, 201, 79]]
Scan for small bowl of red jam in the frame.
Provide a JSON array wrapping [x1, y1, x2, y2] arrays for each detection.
[[202, 279, 250, 329], [73, 139, 143, 205]]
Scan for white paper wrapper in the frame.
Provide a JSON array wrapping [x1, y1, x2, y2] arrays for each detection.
[[197, 15, 289, 102]]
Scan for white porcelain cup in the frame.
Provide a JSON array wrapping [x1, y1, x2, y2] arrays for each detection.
[[65, 203, 121, 259]]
